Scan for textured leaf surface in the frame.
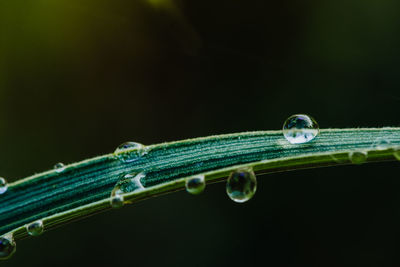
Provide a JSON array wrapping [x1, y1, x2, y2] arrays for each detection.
[[1, 128, 399, 240]]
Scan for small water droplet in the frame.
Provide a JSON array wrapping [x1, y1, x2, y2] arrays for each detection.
[[114, 142, 146, 163], [226, 168, 257, 203], [349, 151, 368, 164], [372, 138, 392, 151], [0, 235, 16, 259], [0, 177, 8, 195], [110, 194, 124, 209], [283, 114, 319, 144], [115, 142, 144, 152], [110, 172, 145, 208], [185, 175, 205, 195], [26, 220, 44, 236], [53, 162, 66, 173]]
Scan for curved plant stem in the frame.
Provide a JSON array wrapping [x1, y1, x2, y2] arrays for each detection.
[[1, 128, 400, 242]]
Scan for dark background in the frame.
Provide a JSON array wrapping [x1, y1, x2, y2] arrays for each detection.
[[1, 0, 400, 266]]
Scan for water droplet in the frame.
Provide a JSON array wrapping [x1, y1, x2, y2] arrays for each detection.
[[53, 162, 66, 173], [185, 175, 205, 195], [118, 172, 145, 191], [115, 142, 144, 152], [110, 172, 145, 208], [114, 142, 146, 163], [349, 151, 367, 164], [283, 114, 319, 144], [26, 220, 44, 236], [0, 235, 16, 260], [0, 177, 8, 195], [372, 138, 392, 151], [226, 168, 257, 203], [110, 194, 124, 209]]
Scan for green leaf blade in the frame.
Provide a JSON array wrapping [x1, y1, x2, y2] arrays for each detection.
[[1, 128, 399, 240]]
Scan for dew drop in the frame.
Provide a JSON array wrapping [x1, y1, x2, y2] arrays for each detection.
[[185, 175, 205, 195], [26, 220, 44, 236], [349, 151, 368, 164], [53, 162, 66, 173], [114, 142, 146, 163], [0, 235, 16, 260], [118, 172, 145, 191], [110, 194, 124, 209], [0, 177, 8, 195], [283, 114, 319, 144], [372, 138, 392, 151], [226, 168, 257, 203], [110, 172, 145, 208], [115, 141, 144, 152]]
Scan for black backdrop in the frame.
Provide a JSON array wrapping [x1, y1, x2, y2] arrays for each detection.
[[1, 1, 400, 266]]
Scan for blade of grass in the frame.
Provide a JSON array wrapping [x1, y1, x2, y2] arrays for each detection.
[[1, 128, 400, 242]]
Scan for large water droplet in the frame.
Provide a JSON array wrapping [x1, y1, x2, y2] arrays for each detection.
[[53, 162, 66, 173], [226, 168, 257, 203], [0, 235, 16, 259], [0, 177, 8, 195], [26, 220, 44, 236], [185, 175, 205, 195], [110, 172, 145, 208], [283, 114, 319, 144], [349, 151, 367, 164], [114, 142, 146, 163]]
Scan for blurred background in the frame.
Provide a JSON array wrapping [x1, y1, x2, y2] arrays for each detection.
[[1, 0, 400, 266]]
